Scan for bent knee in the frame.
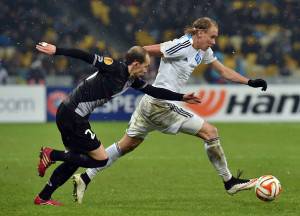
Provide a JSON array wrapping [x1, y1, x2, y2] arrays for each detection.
[[196, 122, 218, 140], [88, 157, 109, 168], [95, 158, 109, 167], [89, 144, 108, 161]]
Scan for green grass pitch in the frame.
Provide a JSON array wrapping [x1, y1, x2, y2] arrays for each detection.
[[0, 122, 299, 216]]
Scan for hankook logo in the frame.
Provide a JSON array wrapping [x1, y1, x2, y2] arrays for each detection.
[[184, 88, 300, 118]]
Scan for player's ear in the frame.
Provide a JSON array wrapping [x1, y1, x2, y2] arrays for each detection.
[[132, 61, 140, 67], [197, 29, 206, 36]]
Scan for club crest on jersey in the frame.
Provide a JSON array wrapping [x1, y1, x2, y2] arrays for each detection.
[[104, 57, 113, 65], [195, 52, 202, 64]]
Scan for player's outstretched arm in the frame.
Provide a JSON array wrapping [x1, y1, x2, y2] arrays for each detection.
[[211, 60, 267, 91], [143, 44, 163, 57], [247, 79, 267, 91], [138, 84, 201, 104], [36, 42, 56, 55], [182, 92, 202, 104], [36, 41, 95, 64]]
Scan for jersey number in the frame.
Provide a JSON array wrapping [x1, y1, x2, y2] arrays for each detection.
[[85, 129, 96, 140]]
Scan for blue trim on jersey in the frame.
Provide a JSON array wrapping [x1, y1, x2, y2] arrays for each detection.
[[186, 34, 192, 39]]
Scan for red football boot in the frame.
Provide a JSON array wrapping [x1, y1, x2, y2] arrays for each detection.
[[38, 147, 55, 177], [34, 195, 63, 206]]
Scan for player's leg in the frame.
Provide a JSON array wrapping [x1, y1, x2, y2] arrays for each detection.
[[73, 134, 144, 203], [193, 121, 257, 194], [38, 107, 109, 177], [196, 121, 233, 182], [85, 134, 143, 181], [175, 108, 232, 181], [86, 134, 143, 180], [34, 162, 78, 206], [196, 122, 257, 194], [176, 105, 257, 194], [88, 143, 108, 160], [38, 146, 108, 177], [37, 144, 109, 205], [72, 96, 152, 203], [36, 103, 109, 205]]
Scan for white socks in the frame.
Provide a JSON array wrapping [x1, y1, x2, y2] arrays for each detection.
[[204, 138, 232, 182], [85, 139, 232, 183], [86, 143, 122, 180]]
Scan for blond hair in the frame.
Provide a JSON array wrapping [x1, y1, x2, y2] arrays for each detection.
[[184, 17, 218, 35]]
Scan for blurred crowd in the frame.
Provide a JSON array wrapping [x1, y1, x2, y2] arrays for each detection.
[[0, 0, 300, 85]]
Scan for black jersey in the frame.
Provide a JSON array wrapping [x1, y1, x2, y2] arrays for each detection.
[[55, 48, 184, 118]]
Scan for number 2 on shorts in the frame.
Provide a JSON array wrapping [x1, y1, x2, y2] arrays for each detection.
[[85, 129, 96, 140]]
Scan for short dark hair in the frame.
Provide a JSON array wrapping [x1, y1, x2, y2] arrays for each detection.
[[184, 17, 218, 35], [125, 46, 148, 65]]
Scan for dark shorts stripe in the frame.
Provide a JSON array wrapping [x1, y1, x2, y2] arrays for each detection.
[[169, 103, 193, 118]]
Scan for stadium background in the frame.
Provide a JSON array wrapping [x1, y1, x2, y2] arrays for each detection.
[[0, 1, 300, 216], [1, 0, 300, 86]]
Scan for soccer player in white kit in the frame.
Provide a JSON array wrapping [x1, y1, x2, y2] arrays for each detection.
[[72, 17, 267, 204]]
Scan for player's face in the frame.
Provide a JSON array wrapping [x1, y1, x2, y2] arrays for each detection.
[[193, 26, 218, 50], [130, 55, 150, 77]]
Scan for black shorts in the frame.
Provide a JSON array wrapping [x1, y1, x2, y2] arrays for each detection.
[[56, 103, 101, 153]]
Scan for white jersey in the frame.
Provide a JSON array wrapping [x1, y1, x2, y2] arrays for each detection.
[[152, 34, 217, 93], [127, 34, 215, 138]]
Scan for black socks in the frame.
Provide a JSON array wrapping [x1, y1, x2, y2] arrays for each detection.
[[51, 150, 108, 168], [39, 162, 78, 200], [80, 172, 91, 186]]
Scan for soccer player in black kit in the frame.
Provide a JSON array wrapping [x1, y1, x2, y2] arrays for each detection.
[[34, 42, 201, 206]]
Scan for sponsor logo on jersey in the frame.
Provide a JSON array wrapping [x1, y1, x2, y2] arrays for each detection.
[[195, 52, 202, 64], [104, 57, 113, 65]]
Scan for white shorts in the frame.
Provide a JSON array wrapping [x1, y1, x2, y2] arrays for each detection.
[[126, 95, 205, 139]]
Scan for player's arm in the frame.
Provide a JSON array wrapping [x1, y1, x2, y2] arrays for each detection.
[[211, 60, 267, 91], [36, 42, 95, 64], [159, 37, 190, 59], [144, 37, 190, 59], [132, 79, 201, 104], [143, 44, 163, 57]]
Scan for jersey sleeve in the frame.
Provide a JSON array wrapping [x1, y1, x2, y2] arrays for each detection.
[[202, 48, 217, 64], [55, 48, 108, 69], [137, 84, 184, 101], [160, 37, 191, 59], [131, 78, 148, 89], [92, 54, 105, 69], [55, 48, 95, 64], [92, 55, 117, 73]]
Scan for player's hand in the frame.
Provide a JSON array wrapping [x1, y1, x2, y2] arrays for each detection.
[[248, 79, 267, 91], [36, 42, 56, 55], [182, 92, 201, 104]]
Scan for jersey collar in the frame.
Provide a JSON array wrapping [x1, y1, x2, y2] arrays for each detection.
[[122, 62, 130, 78], [187, 34, 200, 52]]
